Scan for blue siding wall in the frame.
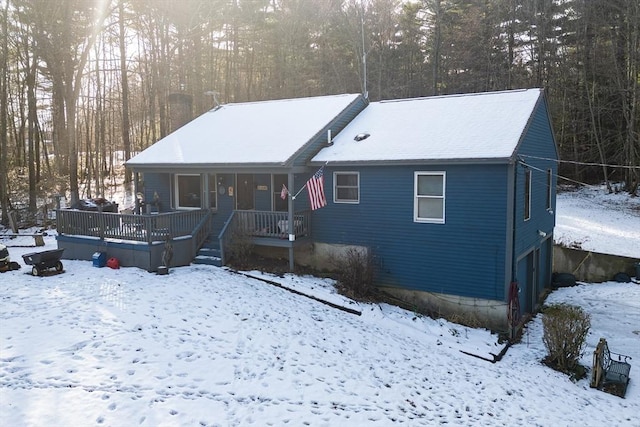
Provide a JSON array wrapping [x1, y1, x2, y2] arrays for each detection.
[[313, 164, 510, 301], [142, 172, 172, 212], [513, 100, 558, 288], [291, 173, 312, 211], [254, 174, 272, 211], [212, 173, 236, 236]]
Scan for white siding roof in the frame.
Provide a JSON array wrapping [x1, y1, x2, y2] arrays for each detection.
[[312, 89, 542, 163], [126, 94, 361, 167]]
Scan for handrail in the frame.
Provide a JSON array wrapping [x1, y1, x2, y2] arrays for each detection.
[[192, 210, 213, 255], [56, 209, 210, 244], [217, 210, 237, 265]]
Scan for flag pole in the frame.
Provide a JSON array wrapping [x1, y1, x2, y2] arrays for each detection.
[[290, 162, 328, 200]]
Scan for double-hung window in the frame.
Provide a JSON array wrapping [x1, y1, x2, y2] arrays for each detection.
[[414, 172, 445, 223], [334, 172, 359, 203]]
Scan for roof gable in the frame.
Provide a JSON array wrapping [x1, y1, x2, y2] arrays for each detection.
[[312, 89, 544, 164], [126, 94, 362, 168]]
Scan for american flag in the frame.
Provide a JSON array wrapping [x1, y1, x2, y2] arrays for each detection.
[[280, 184, 288, 200], [306, 166, 326, 210]]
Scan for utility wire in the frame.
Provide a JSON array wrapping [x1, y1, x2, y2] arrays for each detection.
[[519, 154, 640, 170], [518, 160, 609, 189]]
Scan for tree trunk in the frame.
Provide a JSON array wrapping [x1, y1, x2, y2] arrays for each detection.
[[586, 82, 611, 192], [26, 39, 38, 212], [119, 0, 132, 183], [0, 1, 8, 226]]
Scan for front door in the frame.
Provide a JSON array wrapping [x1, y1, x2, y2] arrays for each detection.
[[236, 174, 254, 210]]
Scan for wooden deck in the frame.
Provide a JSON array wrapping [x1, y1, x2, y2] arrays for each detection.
[[56, 209, 212, 272], [55, 208, 311, 271]]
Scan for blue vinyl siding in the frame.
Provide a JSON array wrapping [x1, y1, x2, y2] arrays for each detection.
[[254, 174, 272, 211], [141, 172, 172, 212], [513, 100, 558, 262], [313, 164, 510, 301], [211, 173, 236, 235]]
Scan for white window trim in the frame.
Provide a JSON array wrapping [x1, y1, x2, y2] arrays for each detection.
[[333, 171, 360, 204], [414, 171, 446, 224], [174, 174, 203, 210]]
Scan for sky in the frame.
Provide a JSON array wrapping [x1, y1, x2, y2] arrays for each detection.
[[0, 185, 638, 426]]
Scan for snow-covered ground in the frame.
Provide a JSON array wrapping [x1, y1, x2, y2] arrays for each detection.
[[0, 186, 638, 426], [554, 185, 639, 258]]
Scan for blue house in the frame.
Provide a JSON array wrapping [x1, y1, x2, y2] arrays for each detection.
[[310, 89, 558, 331], [58, 89, 557, 332]]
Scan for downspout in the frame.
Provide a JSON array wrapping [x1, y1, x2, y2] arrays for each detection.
[[508, 158, 521, 339], [511, 159, 518, 283]]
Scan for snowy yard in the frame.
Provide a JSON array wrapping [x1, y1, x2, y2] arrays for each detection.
[[554, 185, 639, 258], [0, 186, 638, 426]]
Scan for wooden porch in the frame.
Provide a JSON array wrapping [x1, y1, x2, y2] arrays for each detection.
[[55, 208, 311, 271], [217, 210, 311, 266], [56, 209, 212, 272]]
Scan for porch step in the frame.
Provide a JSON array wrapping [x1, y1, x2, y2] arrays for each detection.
[[193, 245, 222, 267]]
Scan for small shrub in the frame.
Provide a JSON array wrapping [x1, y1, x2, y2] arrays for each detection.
[[228, 227, 254, 268], [542, 303, 591, 378], [332, 248, 374, 300]]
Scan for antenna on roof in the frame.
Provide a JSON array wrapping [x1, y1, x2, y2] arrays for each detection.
[[361, 5, 368, 100], [204, 90, 220, 109]]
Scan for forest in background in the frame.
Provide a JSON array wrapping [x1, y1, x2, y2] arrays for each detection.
[[0, 0, 638, 226]]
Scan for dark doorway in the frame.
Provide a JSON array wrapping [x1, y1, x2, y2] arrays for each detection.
[[237, 174, 254, 210]]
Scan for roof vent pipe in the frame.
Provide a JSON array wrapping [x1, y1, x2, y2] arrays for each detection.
[[354, 132, 370, 141], [327, 129, 333, 146]]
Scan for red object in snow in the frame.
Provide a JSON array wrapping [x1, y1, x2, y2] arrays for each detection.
[[106, 257, 120, 269]]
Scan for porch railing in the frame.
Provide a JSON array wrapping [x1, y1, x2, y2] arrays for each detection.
[[235, 210, 310, 238], [56, 209, 211, 244], [191, 210, 213, 254], [218, 210, 310, 265]]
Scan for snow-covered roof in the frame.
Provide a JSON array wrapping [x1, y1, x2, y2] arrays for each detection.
[[312, 89, 543, 164], [126, 94, 362, 168]]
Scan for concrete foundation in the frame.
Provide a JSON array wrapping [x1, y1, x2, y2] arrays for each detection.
[[378, 286, 508, 332], [553, 246, 639, 282], [294, 242, 368, 271], [255, 242, 508, 330]]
